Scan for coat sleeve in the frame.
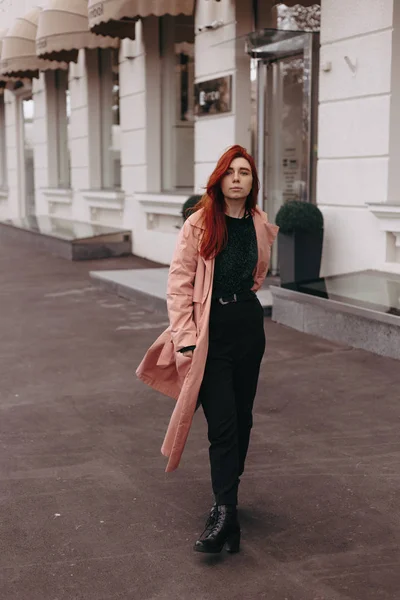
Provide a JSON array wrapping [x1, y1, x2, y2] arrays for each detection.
[[167, 219, 199, 352]]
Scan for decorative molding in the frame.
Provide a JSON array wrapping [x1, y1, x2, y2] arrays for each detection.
[[82, 189, 125, 210], [137, 192, 189, 218], [41, 188, 73, 204], [368, 203, 400, 233]]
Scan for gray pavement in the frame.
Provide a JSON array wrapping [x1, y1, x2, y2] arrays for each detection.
[[1, 234, 400, 600], [89, 268, 275, 314]]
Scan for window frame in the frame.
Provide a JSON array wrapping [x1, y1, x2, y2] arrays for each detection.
[[0, 94, 7, 190], [45, 69, 71, 189], [160, 16, 195, 192], [96, 47, 121, 191]]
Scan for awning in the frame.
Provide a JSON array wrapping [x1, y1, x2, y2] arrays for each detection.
[[0, 29, 8, 87], [0, 7, 67, 79], [36, 0, 119, 64], [88, 0, 195, 38]]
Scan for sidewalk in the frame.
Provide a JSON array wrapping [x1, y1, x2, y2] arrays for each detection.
[[89, 268, 279, 315], [1, 235, 400, 600]]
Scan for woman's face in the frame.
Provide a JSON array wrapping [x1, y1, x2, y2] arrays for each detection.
[[221, 157, 253, 202]]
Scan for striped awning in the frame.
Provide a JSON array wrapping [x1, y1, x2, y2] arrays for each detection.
[[88, 0, 195, 38], [36, 0, 119, 64], [0, 7, 67, 79]]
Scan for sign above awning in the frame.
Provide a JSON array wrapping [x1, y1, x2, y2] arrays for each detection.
[[36, 0, 119, 64], [0, 7, 67, 79], [88, 0, 195, 38]]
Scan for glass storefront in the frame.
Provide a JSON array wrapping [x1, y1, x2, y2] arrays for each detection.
[[247, 26, 320, 274]]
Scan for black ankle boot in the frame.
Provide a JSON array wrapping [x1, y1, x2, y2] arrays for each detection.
[[194, 505, 241, 554], [209, 502, 218, 524]]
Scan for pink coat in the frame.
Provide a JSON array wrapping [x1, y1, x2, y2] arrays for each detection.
[[136, 207, 279, 472]]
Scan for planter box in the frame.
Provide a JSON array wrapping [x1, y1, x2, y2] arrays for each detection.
[[278, 229, 323, 284]]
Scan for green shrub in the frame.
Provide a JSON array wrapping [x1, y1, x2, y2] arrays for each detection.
[[182, 194, 202, 222], [275, 200, 323, 234]]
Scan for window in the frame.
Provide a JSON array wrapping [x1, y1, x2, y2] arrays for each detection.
[[161, 16, 195, 191], [99, 47, 121, 189], [86, 47, 121, 191], [55, 70, 70, 188], [45, 69, 71, 189], [22, 95, 35, 215], [0, 94, 6, 189]]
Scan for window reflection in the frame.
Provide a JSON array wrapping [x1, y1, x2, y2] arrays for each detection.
[[111, 47, 120, 126]]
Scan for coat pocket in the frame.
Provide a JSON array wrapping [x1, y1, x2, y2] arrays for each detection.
[[175, 351, 193, 381]]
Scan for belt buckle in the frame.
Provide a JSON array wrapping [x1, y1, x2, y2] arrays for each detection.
[[218, 293, 237, 305]]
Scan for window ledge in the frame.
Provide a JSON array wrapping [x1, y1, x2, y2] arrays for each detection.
[[368, 203, 400, 233], [136, 191, 193, 217], [82, 189, 125, 210], [42, 188, 73, 204]]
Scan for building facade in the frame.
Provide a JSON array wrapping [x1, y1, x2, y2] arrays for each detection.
[[0, 0, 399, 278]]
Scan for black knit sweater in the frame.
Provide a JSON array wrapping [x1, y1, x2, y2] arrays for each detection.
[[212, 214, 258, 299]]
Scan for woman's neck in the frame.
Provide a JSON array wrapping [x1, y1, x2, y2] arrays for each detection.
[[224, 199, 246, 219]]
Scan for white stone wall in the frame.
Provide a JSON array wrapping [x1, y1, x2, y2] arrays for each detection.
[[194, 0, 252, 193], [317, 0, 393, 275]]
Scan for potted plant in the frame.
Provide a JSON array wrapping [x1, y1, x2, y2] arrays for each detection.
[[275, 200, 324, 285], [181, 194, 202, 222]]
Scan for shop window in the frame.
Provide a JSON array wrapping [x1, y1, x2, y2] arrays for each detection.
[[22, 95, 35, 215], [99, 47, 121, 189], [45, 69, 71, 189], [161, 16, 195, 191], [55, 70, 71, 188], [0, 95, 6, 189]]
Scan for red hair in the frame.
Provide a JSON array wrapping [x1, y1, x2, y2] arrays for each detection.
[[192, 145, 259, 260]]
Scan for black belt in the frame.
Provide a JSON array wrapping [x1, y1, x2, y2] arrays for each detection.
[[213, 290, 256, 305]]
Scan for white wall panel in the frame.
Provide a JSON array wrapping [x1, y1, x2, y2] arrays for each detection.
[[69, 106, 89, 140], [195, 115, 235, 163], [119, 55, 146, 97], [321, 0, 394, 44], [121, 165, 147, 195], [120, 92, 145, 132], [318, 96, 390, 158], [319, 31, 392, 102], [69, 138, 89, 169], [195, 24, 236, 79], [317, 157, 388, 207], [195, 162, 216, 193], [121, 129, 146, 166], [320, 206, 385, 276]]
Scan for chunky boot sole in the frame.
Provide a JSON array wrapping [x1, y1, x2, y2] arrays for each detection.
[[194, 529, 241, 554]]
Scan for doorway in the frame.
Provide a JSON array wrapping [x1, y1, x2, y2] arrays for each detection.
[[247, 29, 319, 274]]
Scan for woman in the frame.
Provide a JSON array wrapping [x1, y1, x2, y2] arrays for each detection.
[[136, 145, 278, 554]]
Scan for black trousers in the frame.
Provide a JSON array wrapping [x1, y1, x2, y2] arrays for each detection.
[[199, 296, 266, 506]]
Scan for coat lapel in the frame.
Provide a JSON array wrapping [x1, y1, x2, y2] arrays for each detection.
[[252, 208, 269, 284]]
